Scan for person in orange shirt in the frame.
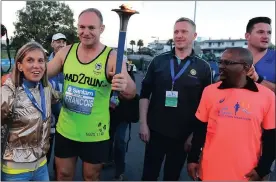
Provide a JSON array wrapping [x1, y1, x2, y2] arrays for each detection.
[[187, 47, 275, 181]]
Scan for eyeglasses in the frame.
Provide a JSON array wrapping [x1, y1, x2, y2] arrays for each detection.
[[217, 59, 246, 66]]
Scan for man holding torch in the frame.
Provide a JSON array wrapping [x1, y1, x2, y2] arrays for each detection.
[[47, 7, 136, 181]]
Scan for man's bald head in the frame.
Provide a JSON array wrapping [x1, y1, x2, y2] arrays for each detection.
[[223, 47, 253, 66]]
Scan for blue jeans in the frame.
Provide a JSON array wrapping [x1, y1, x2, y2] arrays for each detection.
[[109, 121, 129, 176], [269, 160, 276, 180], [1, 163, 49, 181]]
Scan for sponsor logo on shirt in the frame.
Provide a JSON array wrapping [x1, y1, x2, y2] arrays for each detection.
[[94, 63, 103, 75], [86, 122, 107, 137], [64, 73, 107, 87], [218, 101, 251, 121]]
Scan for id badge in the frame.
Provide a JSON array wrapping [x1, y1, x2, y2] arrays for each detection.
[[165, 91, 178, 107]]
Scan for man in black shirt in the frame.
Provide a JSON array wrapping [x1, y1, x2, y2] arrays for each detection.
[[139, 17, 212, 181]]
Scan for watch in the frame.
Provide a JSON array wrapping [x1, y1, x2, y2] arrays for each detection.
[[256, 75, 264, 83]]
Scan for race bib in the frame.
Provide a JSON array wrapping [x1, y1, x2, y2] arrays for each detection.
[[64, 85, 95, 115], [165, 91, 178, 107]]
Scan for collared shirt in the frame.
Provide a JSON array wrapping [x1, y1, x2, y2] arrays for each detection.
[[195, 79, 275, 180], [140, 48, 213, 139], [218, 76, 258, 91], [255, 49, 275, 83]]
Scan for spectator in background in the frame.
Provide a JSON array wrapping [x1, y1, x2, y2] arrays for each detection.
[[202, 51, 220, 82], [46, 33, 67, 179], [245, 16, 276, 180], [246, 17, 275, 93]]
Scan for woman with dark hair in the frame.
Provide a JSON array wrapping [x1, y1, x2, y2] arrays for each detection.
[[1, 41, 61, 181]]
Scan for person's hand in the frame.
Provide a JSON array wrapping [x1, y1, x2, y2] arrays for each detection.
[[185, 134, 193, 152], [109, 72, 127, 92], [247, 65, 259, 82], [187, 163, 199, 181], [245, 169, 261, 181], [139, 122, 150, 143]]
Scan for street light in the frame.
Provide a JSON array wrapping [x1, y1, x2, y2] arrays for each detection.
[[193, 1, 197, 23], [193, 1, 197, 49]]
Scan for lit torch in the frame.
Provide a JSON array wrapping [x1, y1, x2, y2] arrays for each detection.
[[112, 4, 139, 75], [109, 4, 139, 107]]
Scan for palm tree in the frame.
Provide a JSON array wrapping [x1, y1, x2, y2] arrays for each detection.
[[129, 40, 136, 53], [137, 39, 144, 53], [166, 39, 174, 51]]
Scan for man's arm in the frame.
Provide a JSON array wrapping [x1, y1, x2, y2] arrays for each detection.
[[187, 87, 210, 180], [254, 92, 276, 178], [107, 50, 136, 99], [139, 59, 155, 123], [187, 119, 207, 163], [187, 87, 210, 163], [139, 59, 155, 142], [247, 66, 275, 93], [139, 99, 150, 123], [119, 62, 136, 99], [47, 45, 70, 78], [254, 129, 275, 178]]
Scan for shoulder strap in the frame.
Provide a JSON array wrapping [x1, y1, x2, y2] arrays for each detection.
[[125, 123, 132, 153]]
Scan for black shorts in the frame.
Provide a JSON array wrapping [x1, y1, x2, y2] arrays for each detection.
[[54, 132, 110, 164]]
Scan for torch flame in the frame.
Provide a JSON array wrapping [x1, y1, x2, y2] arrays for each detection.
[[120, 4, 133, 10]]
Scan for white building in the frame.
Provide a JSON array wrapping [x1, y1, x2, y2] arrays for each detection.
[[1, 39, 7, 45], [147, 40, 172, 55], [199, 38, 248, 57]]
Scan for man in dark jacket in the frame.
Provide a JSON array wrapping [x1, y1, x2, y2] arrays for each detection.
[[139, 17, 212, 181]]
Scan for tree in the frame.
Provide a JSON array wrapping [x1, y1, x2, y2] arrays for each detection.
[[137, 39, 144, 53], [11, 1, 78, 52], [129, 40, 135, 53], [166, 39, 174, 51], [268, 43, 275, 50], [1, 43, 7, 50]]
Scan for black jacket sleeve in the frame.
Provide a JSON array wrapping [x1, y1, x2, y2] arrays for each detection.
[[255, 129, 275, 178], [187, 118, 207, 163], [203, 60, 213, 87], [140, 59, 155, 99]]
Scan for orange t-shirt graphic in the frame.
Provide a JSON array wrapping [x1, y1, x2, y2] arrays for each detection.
[[196, 81, 275, 180]]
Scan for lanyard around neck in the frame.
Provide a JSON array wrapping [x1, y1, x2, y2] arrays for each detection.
[[22, 81, 46, 121], [170, 58, 191, 90]]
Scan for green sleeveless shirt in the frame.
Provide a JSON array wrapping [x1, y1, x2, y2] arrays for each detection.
[[57, 43, 112, 142]]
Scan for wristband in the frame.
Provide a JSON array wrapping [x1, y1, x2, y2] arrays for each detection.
[[257, 75, 264, 83]]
